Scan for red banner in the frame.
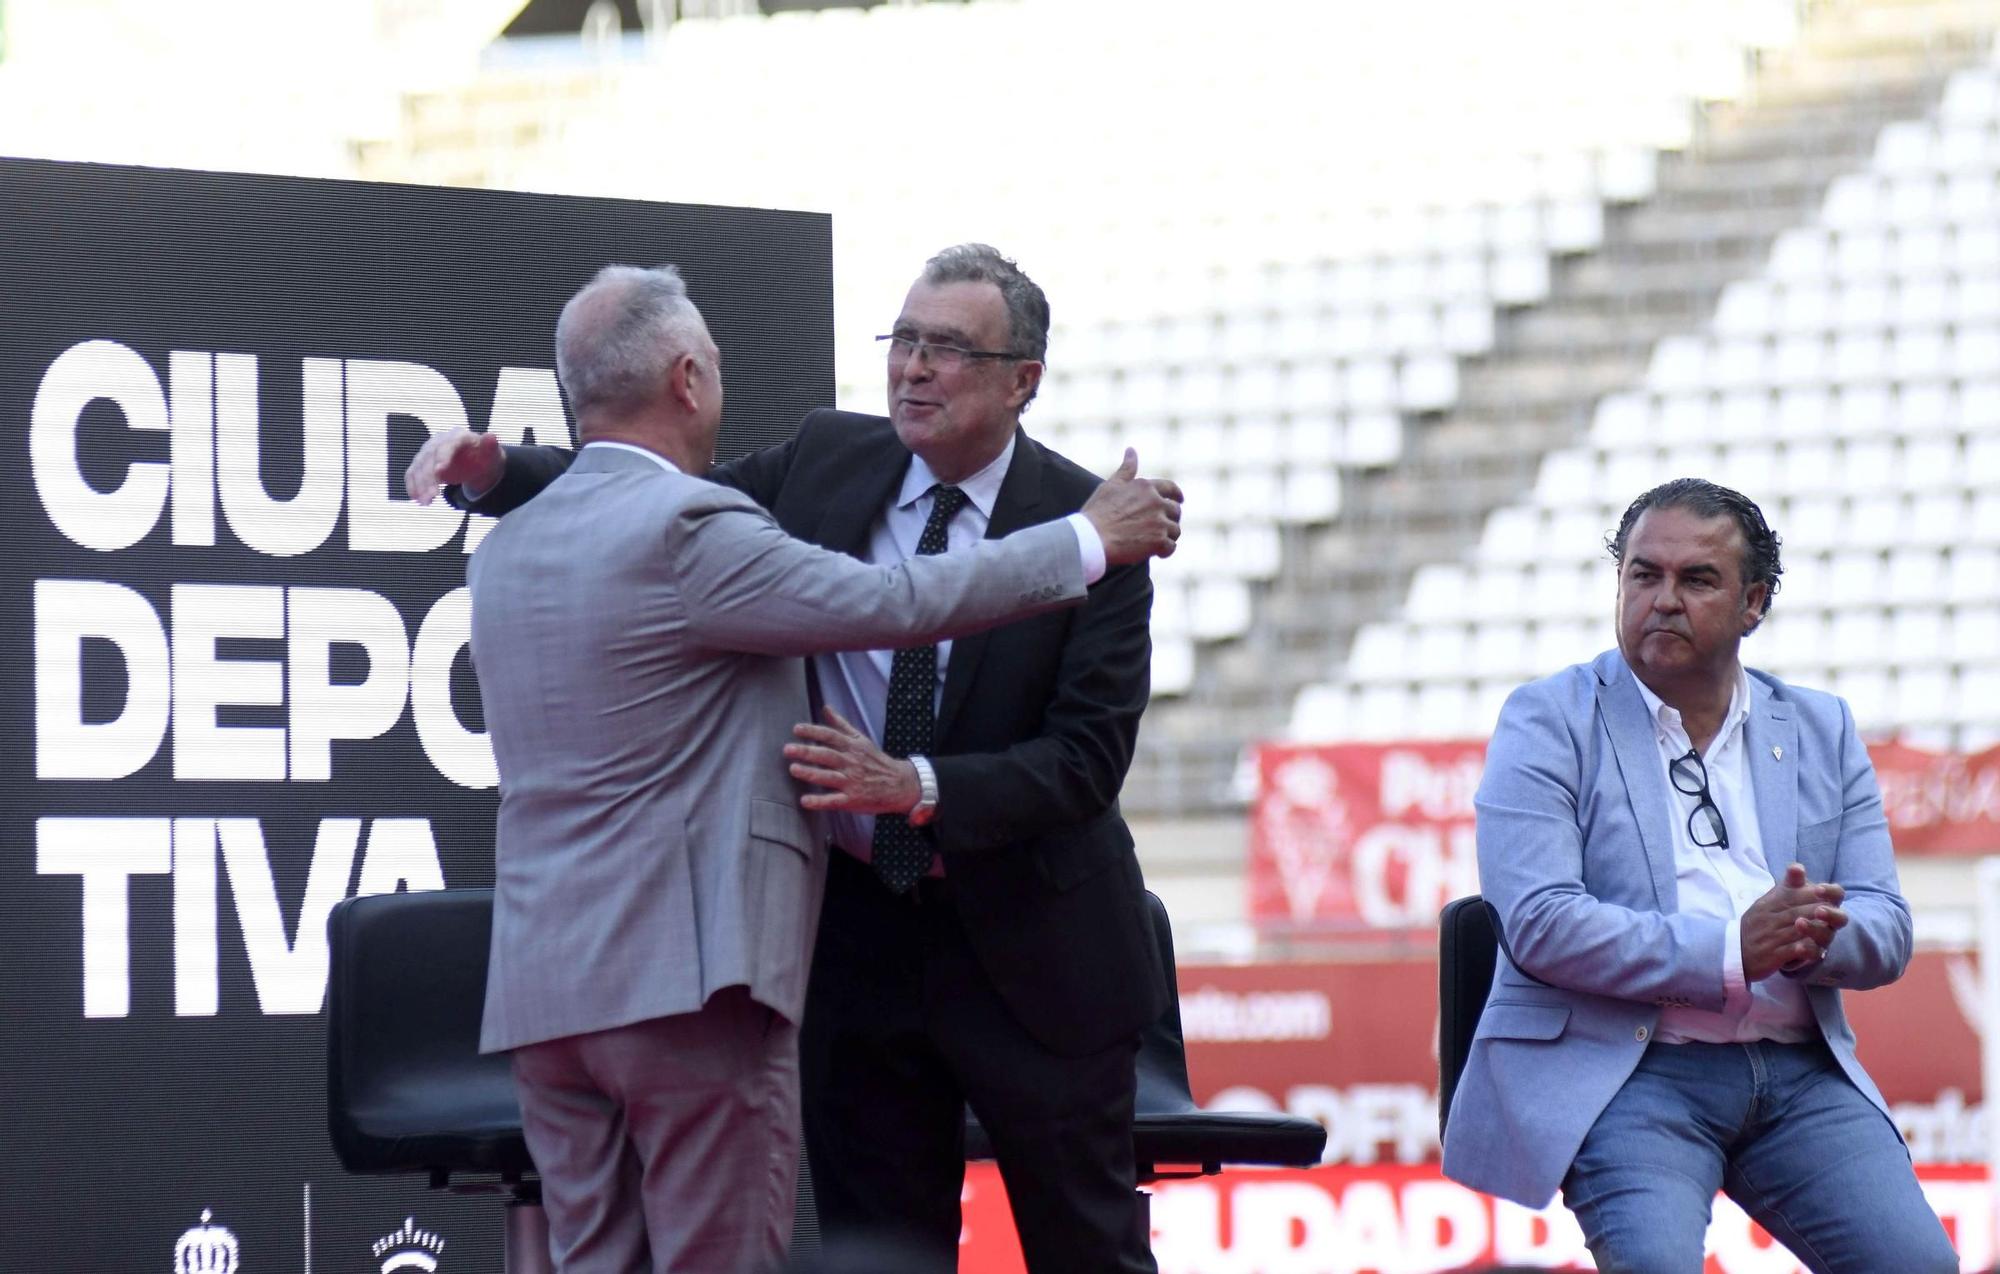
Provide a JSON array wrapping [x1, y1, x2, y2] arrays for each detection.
[[960, 1164, 1993, 1272], [1873, 741, 2000, 854], [1173, 949, 1984, 1167], [1251, 739, 2000, 931], [1249, 741, 1484, 932], [953, 950, 1990, 1268]]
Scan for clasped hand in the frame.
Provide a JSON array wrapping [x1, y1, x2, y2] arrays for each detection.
[[1741, 862, 1847, 982]]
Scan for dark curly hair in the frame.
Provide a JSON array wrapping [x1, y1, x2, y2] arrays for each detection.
[[1605, 478, 1783, 632]]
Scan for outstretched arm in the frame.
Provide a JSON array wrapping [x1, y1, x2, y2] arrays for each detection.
[[671, 489, 1087, 657], [405, 425, 576, 516], [778, 451, 1180, 841]]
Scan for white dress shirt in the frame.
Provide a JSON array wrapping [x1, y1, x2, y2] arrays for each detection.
[[818, 436, 1107, 863], [1636, 668, 1815, 1044]]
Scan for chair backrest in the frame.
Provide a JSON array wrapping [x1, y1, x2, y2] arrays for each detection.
[[1135, 889, 1197, 1116], [1437, 894, 1499, 1139], [964, 888, 1328, 1176], [1132, 889, 1328, 1176], [326, 887, 530, 1177]]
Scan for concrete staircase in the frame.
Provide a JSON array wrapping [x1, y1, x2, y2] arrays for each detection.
[[1124, 0, 2000, 827]]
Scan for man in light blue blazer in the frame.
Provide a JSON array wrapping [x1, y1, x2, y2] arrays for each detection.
[[1442, 478, 1954, 1272]]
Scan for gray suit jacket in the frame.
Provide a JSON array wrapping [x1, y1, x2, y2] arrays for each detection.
[[1441, 649, 1912, 1207], [469, 445, 1086, 1053]]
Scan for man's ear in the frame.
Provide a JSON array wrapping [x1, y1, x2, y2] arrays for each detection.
[[1742, 581, 1770, 634], [667, 353, 700, 413], [1008, 359, 1044, 412]]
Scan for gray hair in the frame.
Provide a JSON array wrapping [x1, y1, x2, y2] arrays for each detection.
[[555, 263, 709, 420], [921, 243, 1050, 405]]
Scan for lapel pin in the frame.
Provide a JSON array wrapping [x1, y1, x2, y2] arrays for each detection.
[[1772, 746, 1783, 761]]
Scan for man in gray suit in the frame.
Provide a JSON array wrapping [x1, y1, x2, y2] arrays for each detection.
[[467, 263, 1181, 1273]]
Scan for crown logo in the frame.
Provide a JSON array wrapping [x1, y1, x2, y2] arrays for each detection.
[[174, 1209, 239, 1274], [373, 1217, 446, 1273]]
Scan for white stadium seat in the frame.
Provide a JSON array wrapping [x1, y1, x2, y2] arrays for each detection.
[[46, 0, 1971, 746]]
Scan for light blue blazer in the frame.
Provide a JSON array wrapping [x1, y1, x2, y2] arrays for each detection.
[[1441, 649, 1912, 1208]]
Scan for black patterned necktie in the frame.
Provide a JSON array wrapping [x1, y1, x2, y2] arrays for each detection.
[[871, 484, 968, 893]]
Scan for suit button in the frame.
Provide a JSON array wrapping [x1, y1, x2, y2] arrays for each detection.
[[1635, 1027, 1649, 1042]]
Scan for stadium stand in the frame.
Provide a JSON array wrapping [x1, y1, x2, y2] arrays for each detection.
[[1296, 10, 2000, 767], [0, 1, 522, 176], [341, 0, 1824, 816]]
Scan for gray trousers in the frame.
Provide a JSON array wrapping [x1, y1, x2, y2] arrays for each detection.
[[512, 986, 802, 1274]]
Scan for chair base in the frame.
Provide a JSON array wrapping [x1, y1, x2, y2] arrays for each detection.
[[431, 1176, 550, 1274], [504, 1195, 551, 1274]]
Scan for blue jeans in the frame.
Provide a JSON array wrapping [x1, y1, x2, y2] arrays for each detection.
[[1561, 1039, 1956, 1274]]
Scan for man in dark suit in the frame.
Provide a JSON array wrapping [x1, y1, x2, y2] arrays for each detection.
[[408, 244, 1165, 1271]]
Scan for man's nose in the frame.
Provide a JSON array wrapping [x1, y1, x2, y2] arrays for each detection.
[[1653, 582, 1684, 611]]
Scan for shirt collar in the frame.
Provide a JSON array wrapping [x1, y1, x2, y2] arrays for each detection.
[[1632, 665, 1751, 752], [583, 440, 681, 476], [895, 434, 1017, 519]]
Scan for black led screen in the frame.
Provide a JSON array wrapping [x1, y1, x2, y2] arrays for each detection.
[[0, 156, 833, 1270]]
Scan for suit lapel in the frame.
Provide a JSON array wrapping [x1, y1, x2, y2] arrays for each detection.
[[1745, 683, 1799, 879], [813, 430, 910, 558], [937, 428, 1047, 740], [1596, 652, 1679, 913], [976, 429, 1048, 540]]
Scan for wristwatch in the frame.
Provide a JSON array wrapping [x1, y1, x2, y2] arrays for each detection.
[[907, 755, 940, 827]]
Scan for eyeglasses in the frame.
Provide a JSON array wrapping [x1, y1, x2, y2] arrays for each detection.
[[876, 333, 1021, 370], [1668, 747, 1730, 850]]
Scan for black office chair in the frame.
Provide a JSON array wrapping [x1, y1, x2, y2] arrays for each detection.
[[966, 891, 1329, 1186], [325, 889, 549, 1274], [1437, 893, 1500, 1139], [329, 887, 1328, 1268]]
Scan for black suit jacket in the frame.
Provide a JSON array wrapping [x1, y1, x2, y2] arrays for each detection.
[[470, 409, 1167, 1056]]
